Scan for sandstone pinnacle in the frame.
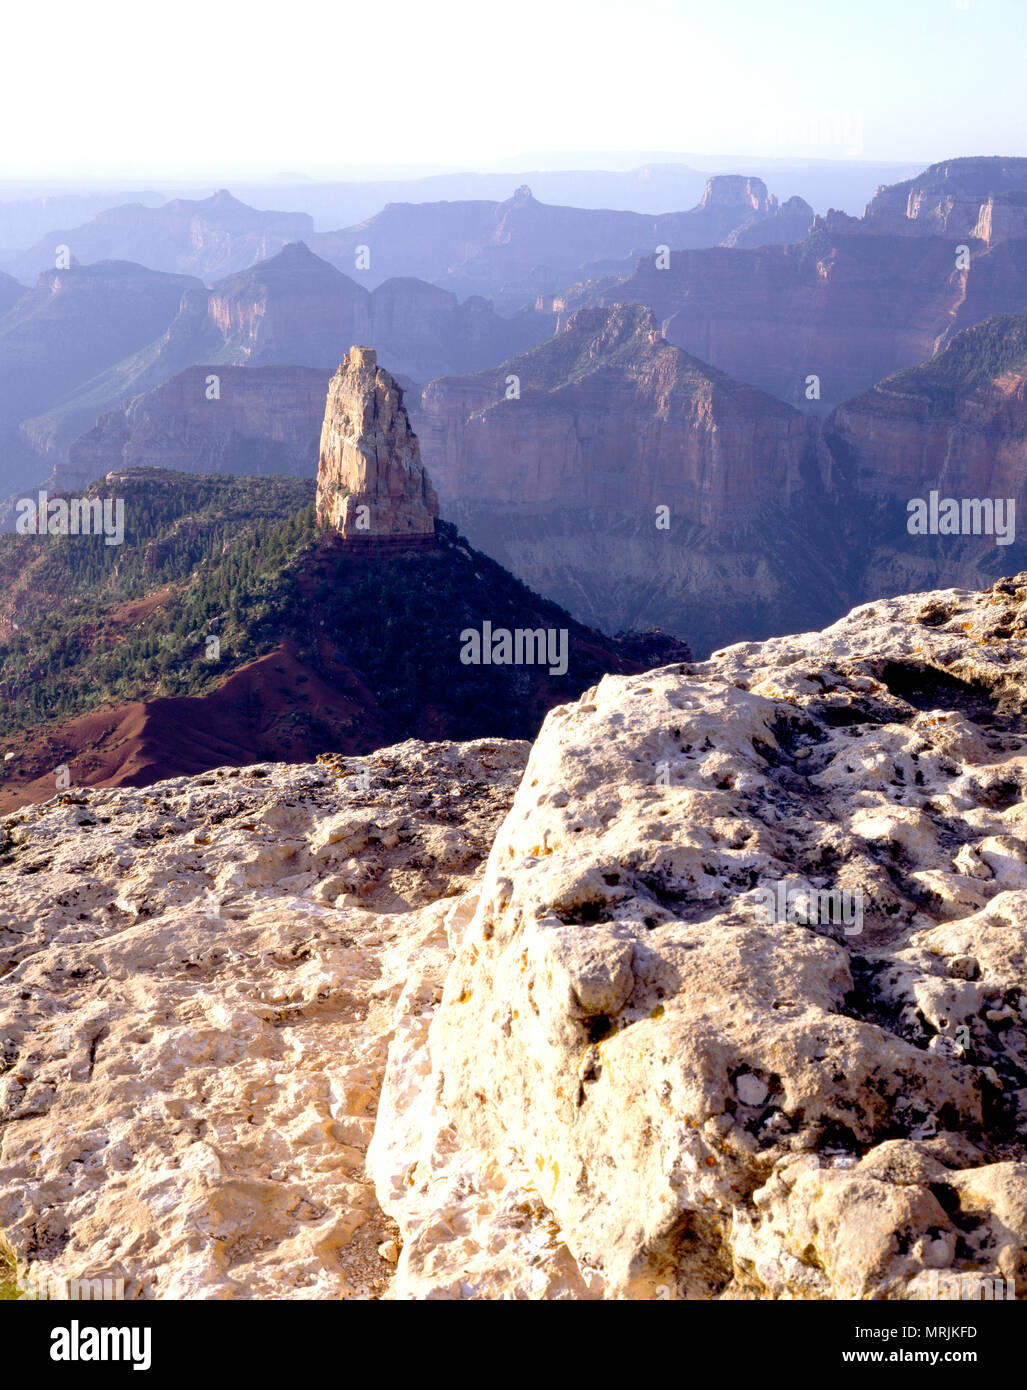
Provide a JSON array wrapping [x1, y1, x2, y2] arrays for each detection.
[[315, 345, 438, 538]]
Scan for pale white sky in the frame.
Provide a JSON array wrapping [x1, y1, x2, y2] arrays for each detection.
[[2, 0, 1024, 177]]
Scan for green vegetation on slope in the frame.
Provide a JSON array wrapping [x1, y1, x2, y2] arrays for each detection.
[[0, 471, 315, 730], [0, 468, 636, 744], [878, 314, 1027, 412]]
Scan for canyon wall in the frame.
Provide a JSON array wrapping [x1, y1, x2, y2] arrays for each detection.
[[412, 306, 1027, 655], [564, 231, 1027, 410], [4, 189, 317, 283], [412, 303, 842, 654], [62, 365, 333, 488], [13, 244, 554, 479], [310, 178, 812, 306], [417, 304, 809, 522], [862, 158, 1027, 243]]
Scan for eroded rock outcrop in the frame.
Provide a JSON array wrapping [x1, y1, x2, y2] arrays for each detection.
[[0, 740, 528, 1298], [6, 576, 1027, 1300], [373, 574, 1027, 1298], [698, 175, 771, 213], [862, 158, 1027, 244], [315, 346, 438, 539]]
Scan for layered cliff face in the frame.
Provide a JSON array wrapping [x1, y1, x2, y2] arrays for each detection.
[[830, 313, 1027, 506], [206, 242, 372, 366], [0, 261, 201, 493], [971, 194, 1027, 246], [565, 230, 1027, 409], [368, 278, 551, 382], [412, 303, 839, 654], [0, 190, 167, 257], [6, 574, 1027, 1300], [825, 313, 1027, 595], [417, 303, 808, 521], [17, 244, 553, 475], [411, 303, 1027, 655], [862, 158, 1027, 244], [200, 243, 552, 382], [699, 175, 767, 210], [316, 347, 438, 539], [722, 194, 814, 249], [61, 365, 334, 489]]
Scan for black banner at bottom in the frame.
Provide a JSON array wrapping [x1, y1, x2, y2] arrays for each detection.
[[7, 1293, 1021, 1378]]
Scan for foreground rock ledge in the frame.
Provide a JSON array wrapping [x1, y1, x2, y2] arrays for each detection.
[[0, 740, 527, 1299], [5, 576, 1027, 1299], [376, 574, 1027, 1299]]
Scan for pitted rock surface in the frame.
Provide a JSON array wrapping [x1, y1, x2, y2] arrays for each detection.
[[7, 574, 1027, 1299], [0, 739, 526, 1299], [375, 575, 1027, 1298]]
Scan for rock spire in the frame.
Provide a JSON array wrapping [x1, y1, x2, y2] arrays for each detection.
[[315, 345, 438, 539]]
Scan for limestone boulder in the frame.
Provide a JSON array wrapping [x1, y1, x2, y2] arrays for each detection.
[[0, 739, 526, 1300], [375, 573, 1027, 1298]]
